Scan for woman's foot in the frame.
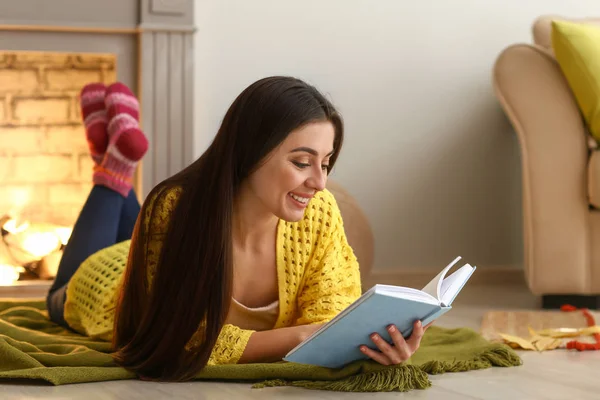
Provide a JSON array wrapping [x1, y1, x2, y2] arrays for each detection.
[[80, 83, 109, 166], [93, 82, 149, 198]]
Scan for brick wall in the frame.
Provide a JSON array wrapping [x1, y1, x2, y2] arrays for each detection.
[[0, 52, 116, 227]]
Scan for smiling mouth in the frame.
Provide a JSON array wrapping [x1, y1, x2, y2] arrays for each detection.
[[288, 192, 310, 205]]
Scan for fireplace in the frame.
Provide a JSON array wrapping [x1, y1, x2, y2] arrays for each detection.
[[0, 0, 196, 295], [0, 51, 119, 285]]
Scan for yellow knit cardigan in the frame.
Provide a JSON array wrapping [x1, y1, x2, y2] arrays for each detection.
[[63, 187, 362, 365]]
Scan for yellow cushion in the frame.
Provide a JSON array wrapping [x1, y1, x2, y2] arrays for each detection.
[[552, 20, 600, 141]]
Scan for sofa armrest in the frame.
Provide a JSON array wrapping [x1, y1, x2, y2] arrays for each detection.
[[493, 44, 591, 294]]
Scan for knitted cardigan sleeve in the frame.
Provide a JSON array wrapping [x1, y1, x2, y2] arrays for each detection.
[[142, 186, 254, 365], [295, 194, 363, 325]]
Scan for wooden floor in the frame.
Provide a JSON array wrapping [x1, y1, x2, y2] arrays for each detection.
[[2, 282, 600, 399]]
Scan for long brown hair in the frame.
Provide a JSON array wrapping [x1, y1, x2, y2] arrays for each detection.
[[111, 76, 344, 381]]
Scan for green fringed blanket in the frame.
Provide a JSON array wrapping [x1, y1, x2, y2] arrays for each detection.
[[0, 299, 522, 392]]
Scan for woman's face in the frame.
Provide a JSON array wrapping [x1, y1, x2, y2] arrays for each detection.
[[245, 120, 336, 222]]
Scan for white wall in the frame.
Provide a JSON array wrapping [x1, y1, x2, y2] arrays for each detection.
[[194, 0, 600, 270]]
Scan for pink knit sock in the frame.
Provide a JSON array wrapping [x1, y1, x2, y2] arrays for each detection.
[[94, 82, 148, 198], [80, 83, 108, 166]]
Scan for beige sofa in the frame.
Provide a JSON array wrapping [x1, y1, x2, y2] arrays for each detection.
[[493, 16, 600, 308]]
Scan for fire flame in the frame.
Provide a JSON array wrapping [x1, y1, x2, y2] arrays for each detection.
[[54, 227, 72, 246], [0, 264, 24, 285], [1, 216, 73, 284], [3, 217, 72, 256], [3, 218, 29, 234], [20, 231, 62, 258]]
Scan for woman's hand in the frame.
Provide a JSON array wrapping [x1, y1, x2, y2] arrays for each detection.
[[359, 320, 432, 365]]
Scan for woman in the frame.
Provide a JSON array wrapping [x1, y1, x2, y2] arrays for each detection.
[[46, 77, 428, 382]]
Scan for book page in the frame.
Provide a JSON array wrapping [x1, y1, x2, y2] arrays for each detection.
[[439, 264, 476, 306], [375, 284, 438, 305], [421, 256, 463, 300]]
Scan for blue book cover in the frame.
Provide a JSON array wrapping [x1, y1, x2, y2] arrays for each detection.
[[283, 256, 476, 369]]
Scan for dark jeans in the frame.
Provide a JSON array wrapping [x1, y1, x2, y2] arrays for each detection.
[[46, 185, 141, 327]]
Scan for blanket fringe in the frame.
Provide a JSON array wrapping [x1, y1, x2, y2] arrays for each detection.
[[253, 346, 522, 392], [421, 346, 523, 375], [253, 365, 431, 392]]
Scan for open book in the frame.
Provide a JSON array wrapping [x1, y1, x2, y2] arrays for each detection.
[[284, 256, 476, 368]]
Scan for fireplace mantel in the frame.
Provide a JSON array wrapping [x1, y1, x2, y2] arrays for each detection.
[[0, 0, 197, 199]]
